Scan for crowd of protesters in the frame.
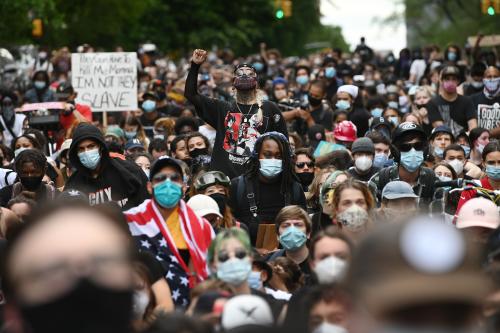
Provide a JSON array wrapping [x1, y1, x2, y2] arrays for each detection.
[[0, 36, 498, 333]]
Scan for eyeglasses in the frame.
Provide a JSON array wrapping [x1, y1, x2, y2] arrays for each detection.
[[296, 162, 314, 169], [194, 171, 230, 190], [217, 248, 248, 263], [235, 68, 256, 77], [152, 172, 182, 183], [397, 141, 426, 152]]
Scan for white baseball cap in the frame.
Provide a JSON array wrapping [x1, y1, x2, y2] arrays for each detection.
[[221, 295, 274, 330], [187, 194, 222, 218]]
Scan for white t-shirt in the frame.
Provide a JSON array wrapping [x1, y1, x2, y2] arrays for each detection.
[[410, 59, 427, 84], [0, 113, 26, 147], [0, 168, 17, 189]]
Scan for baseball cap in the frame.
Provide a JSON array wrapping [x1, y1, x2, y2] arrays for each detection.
[[221, 295, 274, 330], [370, 117, 392, 131], [456, 198, 500, 230], [187, 194, 222, 218], [149, 156, 183, 181], [55, 81, 74, 99], [382, 181, 419, 200], [351, 137, 375, 155], [124, 138, 144, 150], [346, 216, 492, 317], [142, 90, 159, 101], [430, 125, 453, 140], [193, 291, 231, 316], [105, 126, 125, 140], [440, 65, 460, 78]]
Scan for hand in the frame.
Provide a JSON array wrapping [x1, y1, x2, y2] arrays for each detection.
[[191, 49, 207, 65], [298, 109, 311, 121], [260, 42, 266, 50], [64, 103, 75, 112]]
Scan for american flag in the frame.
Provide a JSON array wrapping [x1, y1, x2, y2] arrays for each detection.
[[135, 233, 190, 307], [125, 199, 214, 308]]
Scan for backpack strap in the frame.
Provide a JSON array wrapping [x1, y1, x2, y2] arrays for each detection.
[[236, 176, 260, 224], [267, 249, 286, 262]]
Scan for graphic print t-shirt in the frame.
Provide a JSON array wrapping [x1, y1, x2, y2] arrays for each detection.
[[185, 63, 288, 179]]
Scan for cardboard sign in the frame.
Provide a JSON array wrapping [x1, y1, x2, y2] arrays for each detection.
[[71, 52, 137, 112], [313, 140, 346, 157], [477, 103, 500, 130]]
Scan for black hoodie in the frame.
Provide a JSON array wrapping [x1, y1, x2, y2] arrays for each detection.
[[65, 124, 149, 210]]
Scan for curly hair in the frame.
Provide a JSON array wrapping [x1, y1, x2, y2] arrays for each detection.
[[14, 149, 47, 174]]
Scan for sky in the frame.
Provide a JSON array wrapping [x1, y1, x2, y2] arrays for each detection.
[[320, 0, 407, 54]]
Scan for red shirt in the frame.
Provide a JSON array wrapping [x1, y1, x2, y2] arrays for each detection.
[[59, 103, 92, 130], [454, 177, 494, 221]]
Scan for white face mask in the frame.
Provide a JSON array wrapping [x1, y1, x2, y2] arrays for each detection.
[[446, 159, 464, 175], [336, 205, 369, 232], [438, 175, 452, 182], [313, 256, 347, 284], [354, 155, 373, 172], [313, 322, 349, 333]]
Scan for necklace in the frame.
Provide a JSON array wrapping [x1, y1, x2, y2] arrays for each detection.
[[236, 102, 255, 123]]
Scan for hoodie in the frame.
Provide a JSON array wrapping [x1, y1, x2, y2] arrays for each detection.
[[65, 123, 149, 210]]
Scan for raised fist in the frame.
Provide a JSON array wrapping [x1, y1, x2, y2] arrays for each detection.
[[191, 49, 207, 65]]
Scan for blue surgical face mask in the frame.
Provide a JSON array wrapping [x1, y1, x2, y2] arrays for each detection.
[[253, 62, 264, 72], [388, 101, 399, 109], [371, 107, 383, 118], [34, 80, 46, 90], [259, 159, 282, 178], [373, 153, 389, 168], [484, 77, 500, 93], [296, 75, 309, 86], [217, 257, 251, 286], [279, 225, 307, 251], [247, 271, 262, 290], [400, 148, 424, 172], [389, 116, 400, 127], [461, 145, 471, 157], [486, 165, 500, 181], [142, 100, 156, 113], [447, 51, 457, 62], [335, 100, 350, 110], [325, 67, 336, 79], [125, 131, 137, 139], [433, 146, 444, 158], [78, 149, 101, 170], [153, 179, 183, 208]]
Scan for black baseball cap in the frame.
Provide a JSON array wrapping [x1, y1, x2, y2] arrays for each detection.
[[149, 156, 183, 181]]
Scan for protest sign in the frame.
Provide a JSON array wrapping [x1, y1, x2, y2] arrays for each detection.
[[477, 103, 500, 130], [71, 52, 137, 112]]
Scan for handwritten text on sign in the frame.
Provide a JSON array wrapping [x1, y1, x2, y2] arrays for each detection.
[[71, 52, 137, 112]]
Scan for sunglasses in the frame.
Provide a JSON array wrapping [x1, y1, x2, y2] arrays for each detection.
[[152, 172, 182, 183], [296, 162, 314, 169], [397, 141, 426, 152], [217, 248, 248, 263]]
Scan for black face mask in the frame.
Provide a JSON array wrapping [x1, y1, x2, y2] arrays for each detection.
[[20, 175, 44, 191], [189, 147, 209, 158], [414, 103, 426, 109], [20, 278, 133, 333], [308, 95, 322, 107], [209, 193, 227, 216], [297, 172, 314, 188]]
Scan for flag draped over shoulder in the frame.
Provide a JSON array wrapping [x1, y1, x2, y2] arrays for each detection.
[[125, 199, 215, 307]]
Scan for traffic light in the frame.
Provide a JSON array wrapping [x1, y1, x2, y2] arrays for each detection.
[[274, 0, 292, 19], [482, 0, 500, 15], [32, 18, 43, 38]]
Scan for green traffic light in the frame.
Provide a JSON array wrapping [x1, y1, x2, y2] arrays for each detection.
[[276, 9, 284, 19], [487, 5, 495, 15]]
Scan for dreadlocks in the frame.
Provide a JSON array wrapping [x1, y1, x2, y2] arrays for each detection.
[[244, 132, 296, 202]]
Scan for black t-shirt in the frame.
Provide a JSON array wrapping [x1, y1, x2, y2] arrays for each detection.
[[310, 105, 334, 131], [470, 91, 500, 131], [185, 63, 288, 179], [426, 94, 475, 136], [228, 176, 306, 244]]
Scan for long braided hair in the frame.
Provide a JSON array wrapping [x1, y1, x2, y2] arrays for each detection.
[[245, 132, 297, 202]]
